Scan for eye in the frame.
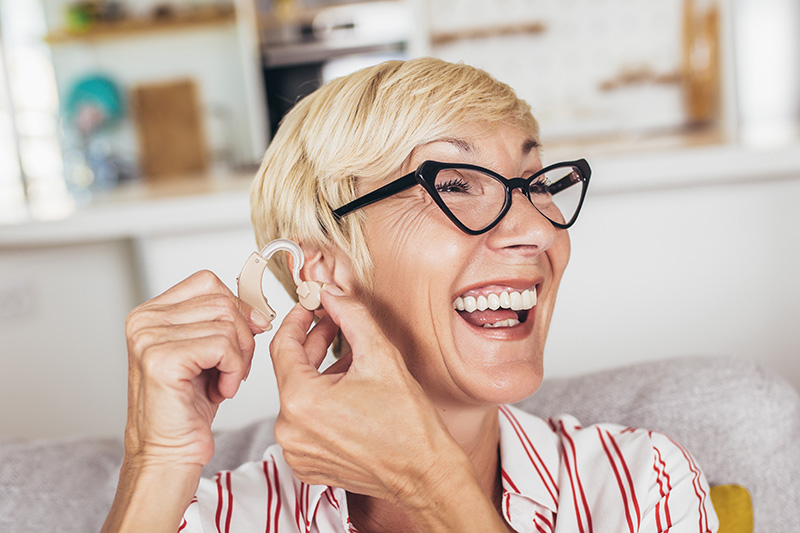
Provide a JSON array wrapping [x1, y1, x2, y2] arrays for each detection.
[[528, 176, 550, 195], [435, 178, 473, 194]]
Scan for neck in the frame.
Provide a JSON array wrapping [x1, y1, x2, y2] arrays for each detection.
[[348, 404, 502, 532]]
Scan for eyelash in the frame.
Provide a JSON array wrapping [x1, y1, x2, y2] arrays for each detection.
[[435, 178, 472, 193]]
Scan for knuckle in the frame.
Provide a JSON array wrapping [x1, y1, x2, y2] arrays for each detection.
[[209, 333, 236, 355], [128, 328, 154, 355], [190, 269, 222, 292], [139, 345, 167, 377]]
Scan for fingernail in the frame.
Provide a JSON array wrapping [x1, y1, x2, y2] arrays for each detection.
[[322, 283, 345, 296]]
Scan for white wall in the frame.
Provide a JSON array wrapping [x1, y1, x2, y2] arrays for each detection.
[[0, 240, 139, 439], [547, 175, 800, 387]]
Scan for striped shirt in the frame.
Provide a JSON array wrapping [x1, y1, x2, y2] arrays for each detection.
[[180, 404, 718, 532]]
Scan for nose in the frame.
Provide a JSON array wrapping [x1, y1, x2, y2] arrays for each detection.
[[485, 189, 556, 254]]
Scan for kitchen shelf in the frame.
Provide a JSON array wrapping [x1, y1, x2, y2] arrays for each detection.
[[44, 8, 236, 45]]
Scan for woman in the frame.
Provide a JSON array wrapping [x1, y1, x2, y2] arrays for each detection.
[[103, 58, 717, 532]]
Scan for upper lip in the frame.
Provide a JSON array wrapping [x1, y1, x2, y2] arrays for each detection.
[[453, 278, 544, 300]]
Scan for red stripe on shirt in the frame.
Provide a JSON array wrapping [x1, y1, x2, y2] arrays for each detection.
[[536, 511, 554, 532], [224, 472, 234, 533], [272, 462, 282, 533], [607, 431, 641, 525], [558, 428, 586, 533], [501, 468, 520, 493], [178, 518, 188, 532], [501, 406, 560, 497], [597, 428, 634, 533], [325, 488, 339, 510], [263, 461, 273, 533], [560, 421, 593, 533], [652, 443, 673, 529], [499, 406, 559, 507], [668, 436, 709, 532], [652, 456, 664, 531], [215, 473, 224, 533], [294, 482, 304, 531], [304, 482, 311, 532]]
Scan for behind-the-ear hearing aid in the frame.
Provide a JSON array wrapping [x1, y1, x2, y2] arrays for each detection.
[[237, 238, 323, 330]]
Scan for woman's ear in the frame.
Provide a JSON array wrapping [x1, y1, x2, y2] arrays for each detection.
[[297, 243, 356, 293]]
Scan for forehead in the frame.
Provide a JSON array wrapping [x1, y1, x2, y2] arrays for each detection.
[[408, 123, 541, 169]]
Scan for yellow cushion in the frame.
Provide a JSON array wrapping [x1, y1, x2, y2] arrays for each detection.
[[709, 484, 753, 533]]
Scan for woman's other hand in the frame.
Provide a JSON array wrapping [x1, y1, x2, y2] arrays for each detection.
[[270, 286, 480, 516]]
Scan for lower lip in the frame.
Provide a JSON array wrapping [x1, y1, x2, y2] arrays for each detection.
[[454, 307, 537, 340]]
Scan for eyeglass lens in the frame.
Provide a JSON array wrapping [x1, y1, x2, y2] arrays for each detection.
[[432, 165, 584, 232]]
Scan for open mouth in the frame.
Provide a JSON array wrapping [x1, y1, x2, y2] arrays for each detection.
[[452, 287, 536, 328]]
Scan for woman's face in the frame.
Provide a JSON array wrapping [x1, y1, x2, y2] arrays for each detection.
[[359, 123, 571, 408]]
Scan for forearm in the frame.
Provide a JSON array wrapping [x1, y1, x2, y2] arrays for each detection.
[[101, 458, 202, 533]]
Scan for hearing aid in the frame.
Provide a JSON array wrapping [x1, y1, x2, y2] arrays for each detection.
[[237, 238, 323, 330]]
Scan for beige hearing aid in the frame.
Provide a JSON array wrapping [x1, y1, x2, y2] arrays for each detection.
[[237, 238, 323, 330]]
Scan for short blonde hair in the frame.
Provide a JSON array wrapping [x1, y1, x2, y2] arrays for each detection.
[[250, 57, 538, 298]]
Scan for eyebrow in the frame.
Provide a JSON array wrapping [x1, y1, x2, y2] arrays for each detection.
[[439, 136, 540, 155], [439, 137, 475, 153], [522, 138, 541, 154]]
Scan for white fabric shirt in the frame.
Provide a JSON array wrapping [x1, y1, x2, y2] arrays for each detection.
[[180, 405, 718, 532]]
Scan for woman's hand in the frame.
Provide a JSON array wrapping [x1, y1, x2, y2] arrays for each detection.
[[269, 286, 497, 526], [123, 269, 271, 466], [102, 270, 271, 533]]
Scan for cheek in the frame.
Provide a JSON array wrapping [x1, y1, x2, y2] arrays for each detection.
[[549, 231, 571, 281]]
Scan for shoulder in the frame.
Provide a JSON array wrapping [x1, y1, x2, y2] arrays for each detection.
[[501, 405, 718, 532]]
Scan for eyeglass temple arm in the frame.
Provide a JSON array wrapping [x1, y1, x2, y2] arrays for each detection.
[[332, 172, 417, 218], [546, 159, 591, 195], [547, 173, 580, 195]]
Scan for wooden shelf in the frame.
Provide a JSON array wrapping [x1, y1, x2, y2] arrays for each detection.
[[45, 8, 236, 45]]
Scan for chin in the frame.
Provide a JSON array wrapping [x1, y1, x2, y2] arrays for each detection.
[[452, 358, 545, 407]]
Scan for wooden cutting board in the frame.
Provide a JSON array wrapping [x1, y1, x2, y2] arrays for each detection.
[[132, 79, 208, 180]]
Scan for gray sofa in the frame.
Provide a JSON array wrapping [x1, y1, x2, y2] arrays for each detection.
[[2, 356, 798, 532]]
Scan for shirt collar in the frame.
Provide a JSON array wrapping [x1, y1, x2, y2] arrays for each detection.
[[498, 404, 561, 513]]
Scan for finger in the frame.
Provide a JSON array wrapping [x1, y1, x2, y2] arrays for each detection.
[[303, 312, 340, 369], [142, 335, 247, 399], [318, 289, 402, 369], [150, 270, 234, 306], [131, 320, 257, 377], [142, 270, 272, 334], [142, 294, 263, 355], [269, 303, 317, 382]]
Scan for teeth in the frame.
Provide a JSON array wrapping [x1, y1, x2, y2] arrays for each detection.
[[499, 291, 511, 308], [464, 296, 477, 312], [522, 289, 536, 308], [510, 291, 523, 310], [453, 288, 537, 313], [483, 318, 521, 328]]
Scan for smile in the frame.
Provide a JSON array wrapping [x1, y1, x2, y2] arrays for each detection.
[[452, 288, 537, 328]]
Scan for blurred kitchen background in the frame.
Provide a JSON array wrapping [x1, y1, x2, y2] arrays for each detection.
[[1, 0, 798, 439]]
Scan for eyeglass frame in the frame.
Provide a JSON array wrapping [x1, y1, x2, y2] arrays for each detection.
[[332, 158, 592, 235]]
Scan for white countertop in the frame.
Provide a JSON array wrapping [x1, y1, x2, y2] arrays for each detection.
[[2, 139, 799, 248]]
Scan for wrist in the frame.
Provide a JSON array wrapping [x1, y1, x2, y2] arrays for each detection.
[[101, 458, 203, 533], [398, 457, 505, 532]]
